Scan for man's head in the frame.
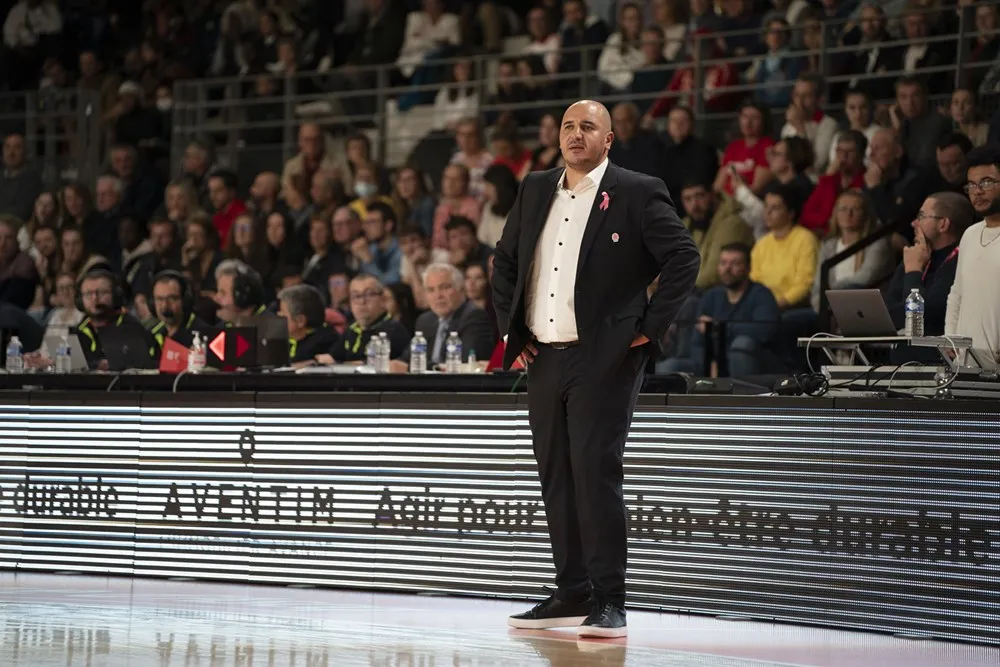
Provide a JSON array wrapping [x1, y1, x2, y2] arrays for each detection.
[[399, 226, 431, 263], [363, 202, 396, 244], [117, 215, 143, 252], [441, 164, 471, 199], [895, 77, 927, 120], [445, 216, 478, 261], [560, 100, 613, 173], [914, 192, 976, 249], [152, 271, 188, 327], [3, 133, 25, 170], [308, 215, 332, 253], [148, 218, 177, 256], [869, 128, 904, 175], [95, 175, 123, 213], [423, 263, 466, 319], [936, 132, 974, 187], [79, 50, 100, 79], [679, 181, 715, 222], [716, 242, 751, 289], [250, 171, 280, 207], [110, 144, 137, 180], [860, 4, 886, 41], [79, 271, 118, 321], [834, 130, 867, 176], [965, 145, 1000, 218], [902, 6, 929, 40], [527, 7, 550, 40], [214, 259, 263, 323], [0, 218, 19, 264], [563, 0, 586, 27], [332, 206, 362, 245], [347, 274, 387, 328], [183, 140, 212, 178], [311, 170, 337, 209], [455, 118, 483, 155], [611, 103, 640, 143], [791, 74, 824, 116], [278, 284, 326, 341], [640, 26, 665, 64], [763, 184, 801, 230], [298, 123, 324, 162], [208, 171, 238, 212], [666, 106, 694, 144]]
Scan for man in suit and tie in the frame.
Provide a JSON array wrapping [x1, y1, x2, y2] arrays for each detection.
[[493, 100, 699, 638], [397, 262, 495, 369]]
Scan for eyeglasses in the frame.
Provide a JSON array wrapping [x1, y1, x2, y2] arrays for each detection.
[[914, 211, 945, 222], [964, 178, 999, 194], [153, 294, 182, 304], [80, 289, 112, 300], [835, 205, 864, 214], [349, 289, 383, 302]]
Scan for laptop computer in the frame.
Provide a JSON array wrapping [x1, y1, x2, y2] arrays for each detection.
[[41, 331, 88, 371], [232, 314, 289, 368], [98, 325, 158, 371], [826, 289, 900, 337]]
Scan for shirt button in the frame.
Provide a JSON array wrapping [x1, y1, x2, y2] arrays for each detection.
[[558, 242, 563, 246], [550, 293, 554, 297], [571, 195, 576, 199], [549, 318, 554, 322], [564, 218, 569, 221], [554, 267, 558, 271]]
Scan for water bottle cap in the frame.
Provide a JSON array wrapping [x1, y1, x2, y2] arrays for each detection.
[[415, 331, 422, 336], [450, 331, 458, 336]]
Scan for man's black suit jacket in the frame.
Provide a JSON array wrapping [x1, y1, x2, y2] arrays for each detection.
[[403, 299, 496, 364], [492, 161, 700, 373]]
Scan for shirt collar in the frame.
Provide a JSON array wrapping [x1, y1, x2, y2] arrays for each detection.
[[559, 157, 609, 193]]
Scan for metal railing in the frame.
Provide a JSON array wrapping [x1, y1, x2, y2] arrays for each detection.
[[168, 2, 1000, 180]]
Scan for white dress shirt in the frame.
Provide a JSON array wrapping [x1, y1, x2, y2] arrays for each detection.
[[526, 158, 609, 343]]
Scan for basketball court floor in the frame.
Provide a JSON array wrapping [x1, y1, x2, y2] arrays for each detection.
[[0, 573, 995, 666]]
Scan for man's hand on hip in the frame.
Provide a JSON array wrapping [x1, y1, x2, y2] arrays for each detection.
[[630, 334, 649, 348], [519, 341, 539, 365]]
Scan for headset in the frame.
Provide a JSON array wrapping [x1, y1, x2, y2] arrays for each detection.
[[75, 267, 125, 315], [231, 262, 265, 311], [150, 269, 195, 317]]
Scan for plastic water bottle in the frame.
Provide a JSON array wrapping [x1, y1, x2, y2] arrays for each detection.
[[445, 331, 463, 373], [466, 349, 477, 373], [409, 331, 427, 373], [55, 336, 72, 373], [904, 288, 925, 338], [377, 331, 391, 372], [188, 332, 206, 372], [366, 336, 380, 370], [5, 336, 23, 374]]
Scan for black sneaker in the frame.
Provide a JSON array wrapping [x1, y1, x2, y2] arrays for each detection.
[[577, 601, 627, 638], [507, 590, 592, 629]]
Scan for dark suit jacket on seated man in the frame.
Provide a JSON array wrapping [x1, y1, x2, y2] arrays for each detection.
[[492, 100, 699, 638], [76, 270, 159, 369], [396, 263, 496, 368]]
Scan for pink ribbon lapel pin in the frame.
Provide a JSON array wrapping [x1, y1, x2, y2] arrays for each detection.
[[599, 191, 610, 211]]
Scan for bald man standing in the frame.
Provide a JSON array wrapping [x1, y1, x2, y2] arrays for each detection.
[[493, 101, 699, 637]]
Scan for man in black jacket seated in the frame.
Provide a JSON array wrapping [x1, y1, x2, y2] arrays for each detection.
[[149, 270, 212, 349], [333, 274, 409, 364], [887, 193, 974, 338], [76, 269, 159, 369], [277, 283, 340, 364]]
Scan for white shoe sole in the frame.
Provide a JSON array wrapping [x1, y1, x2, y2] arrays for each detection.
[[508, 615, 587, 629], [577, 625, 628, 638]]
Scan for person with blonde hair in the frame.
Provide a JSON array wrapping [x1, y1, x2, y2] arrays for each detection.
[[810, 190, 893, 311]]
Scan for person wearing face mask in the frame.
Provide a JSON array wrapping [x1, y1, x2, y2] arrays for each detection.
[[75, 268, 159, 369], [347, 163, 400, 221], [148, 270, 211, 348]]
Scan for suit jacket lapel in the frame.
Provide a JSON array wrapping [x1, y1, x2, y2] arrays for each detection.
[[576, 163, 619, 285]]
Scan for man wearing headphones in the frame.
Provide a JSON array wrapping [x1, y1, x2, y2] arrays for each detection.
[[76, 268, 159, 369], [149, 270, 212, 348], [213, 259, 268, 325], [277, 284, 340, 363]]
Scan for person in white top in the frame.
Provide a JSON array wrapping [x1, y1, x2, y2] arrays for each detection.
[[432, 60, 479, 132], [779, 74, 839, 174], [524, 7, 561, 74], [494, 100, 698, 638], [395, 0, 460, 78], [596, 2, 644, 93], [946, 146, 1000, 364]]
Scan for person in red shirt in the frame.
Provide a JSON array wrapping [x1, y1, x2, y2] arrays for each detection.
[[800, 130, 868, 234], [490, 122, 533, 181], [714, 101, 775, 197], [643, 29, 741, 123], [208, 170, 247, 248]]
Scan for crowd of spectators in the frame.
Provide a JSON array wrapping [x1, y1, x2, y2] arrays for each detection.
[[0, 0, 998, 376]]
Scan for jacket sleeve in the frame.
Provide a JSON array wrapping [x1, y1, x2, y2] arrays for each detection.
[[733, 183, 768, 240], [638, 179, 701, 349], [491, 176, 529, 338]]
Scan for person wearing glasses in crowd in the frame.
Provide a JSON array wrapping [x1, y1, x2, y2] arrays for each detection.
[[148, 271, 212, 348], [321, 273, 409, 364], [76, 267, 158, 369], [278, 283, 341, 364], [946, 146, 1000, 363]]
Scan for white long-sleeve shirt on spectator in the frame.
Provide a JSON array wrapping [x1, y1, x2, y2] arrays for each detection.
[[945, 221, 1000, 362], [525, 34, 561, 74], [432, 87, 479, 131], [3, 0, 61, 49], [780, 113, 839, 174], [597, 33, 645, 91], [396, 11, 461, 78]]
